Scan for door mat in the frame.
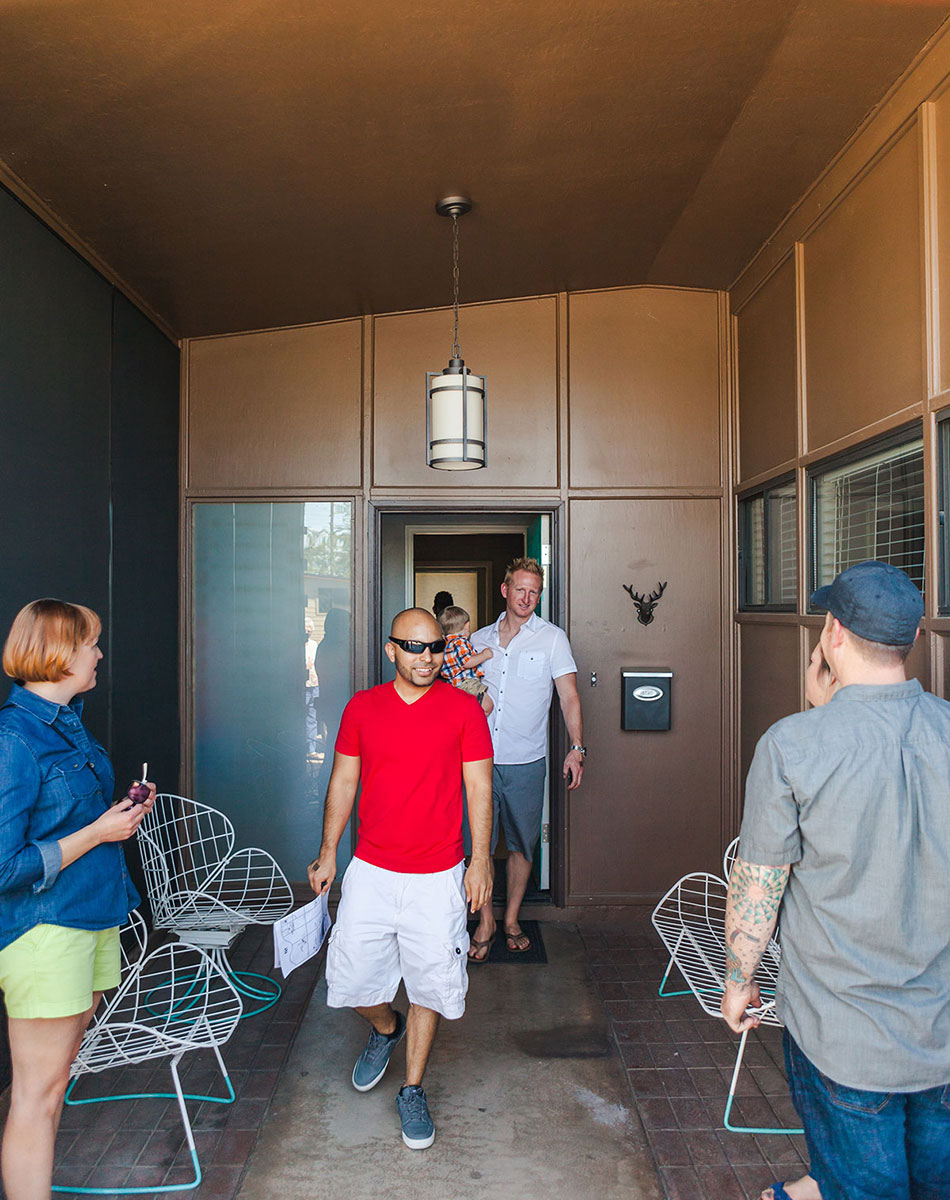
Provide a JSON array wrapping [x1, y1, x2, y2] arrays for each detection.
[[467, 919, 547, 965]]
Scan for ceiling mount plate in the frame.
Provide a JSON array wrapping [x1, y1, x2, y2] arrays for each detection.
[[435, 195, 473, 218]]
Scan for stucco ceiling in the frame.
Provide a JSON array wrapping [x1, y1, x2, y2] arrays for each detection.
[[1, 0, 948, 338]]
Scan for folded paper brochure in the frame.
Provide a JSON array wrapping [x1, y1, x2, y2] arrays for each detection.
[[272, 892, 331, 977]]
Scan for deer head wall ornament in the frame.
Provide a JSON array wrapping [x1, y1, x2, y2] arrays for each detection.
[[623, 580, 668, 626]]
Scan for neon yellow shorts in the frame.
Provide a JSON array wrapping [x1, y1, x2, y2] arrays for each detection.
[[0, 924, 120, 1019]]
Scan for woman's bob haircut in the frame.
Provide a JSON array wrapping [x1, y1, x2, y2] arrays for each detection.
[[3, 599, 101, 684]]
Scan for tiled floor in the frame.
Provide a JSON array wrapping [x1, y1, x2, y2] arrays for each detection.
[[581, 919, 811, 1200], [46, 926, 322, 1200]]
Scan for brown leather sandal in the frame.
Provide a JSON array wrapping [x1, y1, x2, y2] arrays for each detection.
[[467, 933, 495, 963], [504, 925, 531, 953]]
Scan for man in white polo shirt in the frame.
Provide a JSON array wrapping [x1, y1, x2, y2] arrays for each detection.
[[469, 557, 584, 958]]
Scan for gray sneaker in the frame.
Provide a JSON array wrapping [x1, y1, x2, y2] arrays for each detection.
[[351, 1012, 406, 1092], [395, 1084, 435, 1149]]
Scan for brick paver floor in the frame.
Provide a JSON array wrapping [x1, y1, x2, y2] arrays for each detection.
[[581, 917, 811, 1200], [9, 912, 811, 1200]]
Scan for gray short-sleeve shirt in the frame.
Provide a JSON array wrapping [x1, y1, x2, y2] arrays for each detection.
[[739, 679, 950, 1092]]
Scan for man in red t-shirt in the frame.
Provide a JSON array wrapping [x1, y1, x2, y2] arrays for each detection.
[[308, 608, 493, 1151]]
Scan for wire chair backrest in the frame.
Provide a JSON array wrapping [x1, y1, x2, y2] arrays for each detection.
[[722, 836, 739, 881], [120, 909, 148, 976], [138, 794, 236, 924], [75, 942, 243, 1076]]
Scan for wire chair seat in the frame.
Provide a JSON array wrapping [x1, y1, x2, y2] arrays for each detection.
[[149, 849, 296, 930], [651, 871, 799, 1136], [138, 794, 293, 1016], [74, 944, 242, 1069], [652, 872, 781, 1011]]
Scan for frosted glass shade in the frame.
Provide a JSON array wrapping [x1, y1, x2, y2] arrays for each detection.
[[426, 360, 487, 470]]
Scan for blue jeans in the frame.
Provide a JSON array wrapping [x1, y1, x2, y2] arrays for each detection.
[[784, 1030, 950, 1200]]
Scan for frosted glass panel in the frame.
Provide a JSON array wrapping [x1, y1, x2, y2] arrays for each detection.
[[193, 502, 353, 880]]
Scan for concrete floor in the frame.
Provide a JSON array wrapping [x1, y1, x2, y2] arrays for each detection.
[[238, 924, 663, 1200]]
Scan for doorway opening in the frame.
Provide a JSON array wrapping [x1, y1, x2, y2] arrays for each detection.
[[377, 509, 556, 903]]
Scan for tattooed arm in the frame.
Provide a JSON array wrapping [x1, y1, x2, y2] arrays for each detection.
[[720, 857, 789, 1033]]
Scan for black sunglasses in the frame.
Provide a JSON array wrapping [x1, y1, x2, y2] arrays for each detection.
[[389, 636, 446, 655]]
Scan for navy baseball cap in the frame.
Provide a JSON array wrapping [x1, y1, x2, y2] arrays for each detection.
[[810, 560, 923, 645]]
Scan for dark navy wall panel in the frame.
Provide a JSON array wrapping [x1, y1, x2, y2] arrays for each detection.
[[0, 186, 113, 737], [110, 292, 180, 798], [0, 188, 181, 1089]]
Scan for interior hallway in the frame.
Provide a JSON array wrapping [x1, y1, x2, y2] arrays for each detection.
[[237, 924, 663, 1200]]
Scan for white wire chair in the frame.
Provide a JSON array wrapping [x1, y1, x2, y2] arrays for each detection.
[[651, 870, 801, 1136], [53, 941, 243, 1195], [138, 793, 293, 1016]]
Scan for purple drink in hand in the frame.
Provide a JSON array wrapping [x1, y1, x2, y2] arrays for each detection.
[[128, 763, 150, 805]]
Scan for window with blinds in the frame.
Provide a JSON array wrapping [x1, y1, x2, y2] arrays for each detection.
[[738, 478, 797, 609], [811, 434, 924, 598]]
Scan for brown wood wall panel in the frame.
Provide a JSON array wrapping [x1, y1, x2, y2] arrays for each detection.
[[568, 288, 721, 489], [568, 498, 723, 898], [933, 90, 950, 397], [186, 320, 363, 489], [739, 624, 800, 795], [373, 297, 558, 489], [803, 128, 923, 452], [737, 257, 798, 482], [183, 284, 733, 905], [904, 628, 931, 691], [730, 57, 950, 886]]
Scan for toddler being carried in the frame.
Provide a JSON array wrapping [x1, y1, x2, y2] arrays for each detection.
[[437, 605, 493, 715]]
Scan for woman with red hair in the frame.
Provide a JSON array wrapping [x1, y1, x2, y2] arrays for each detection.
[[0, 599, 155, 1200]]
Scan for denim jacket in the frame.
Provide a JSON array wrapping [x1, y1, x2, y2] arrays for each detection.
[[0, 684, 140, 953]]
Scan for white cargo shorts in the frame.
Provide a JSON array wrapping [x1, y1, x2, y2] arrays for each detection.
[[326, 857, 470, 1020]]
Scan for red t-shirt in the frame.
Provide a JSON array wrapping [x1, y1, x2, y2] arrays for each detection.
[[334, 679, 493, 873]]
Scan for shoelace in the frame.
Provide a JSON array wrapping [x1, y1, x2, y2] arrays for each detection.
[[365, 1020, 402, 1058], [365, 1028, 393, 1058], [400, 1088, 429, 1121]]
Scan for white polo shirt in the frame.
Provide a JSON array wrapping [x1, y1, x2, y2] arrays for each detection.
[[471, 612, 577, 765]]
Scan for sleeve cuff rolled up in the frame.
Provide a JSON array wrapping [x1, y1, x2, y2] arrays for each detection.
[[30, 839, 63, 892]]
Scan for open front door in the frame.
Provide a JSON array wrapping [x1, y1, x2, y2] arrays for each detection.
[[525, 513, 553, 890], [378, 509, 557, 901]]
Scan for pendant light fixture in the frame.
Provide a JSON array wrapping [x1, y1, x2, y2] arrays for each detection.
[[426, 196, 487, 470]]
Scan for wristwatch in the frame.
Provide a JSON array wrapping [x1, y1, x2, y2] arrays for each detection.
[[570, 744, 587, 757]]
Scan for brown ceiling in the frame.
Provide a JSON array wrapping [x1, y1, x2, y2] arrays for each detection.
[[1, 0, 948, 339]]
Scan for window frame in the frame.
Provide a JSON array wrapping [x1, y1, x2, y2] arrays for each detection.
[[807, 422, 924, 613], [937, 412, 950, 614], [737, 473, 797, 612]]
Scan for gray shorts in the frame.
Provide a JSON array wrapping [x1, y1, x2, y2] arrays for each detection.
[[464, 758, 547, 859]]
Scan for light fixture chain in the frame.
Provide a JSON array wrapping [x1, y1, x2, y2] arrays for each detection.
[[452, 213, 461, 360]]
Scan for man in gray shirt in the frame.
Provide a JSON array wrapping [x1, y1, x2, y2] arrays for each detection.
[[721, 560, 950, 1200]]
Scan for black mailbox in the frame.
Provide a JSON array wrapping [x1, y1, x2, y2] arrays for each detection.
[[621, 670, 672, 731]]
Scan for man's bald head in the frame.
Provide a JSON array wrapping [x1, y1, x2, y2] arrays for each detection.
[[386, 608, 444, 695], [390, 608, 442, 641]]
